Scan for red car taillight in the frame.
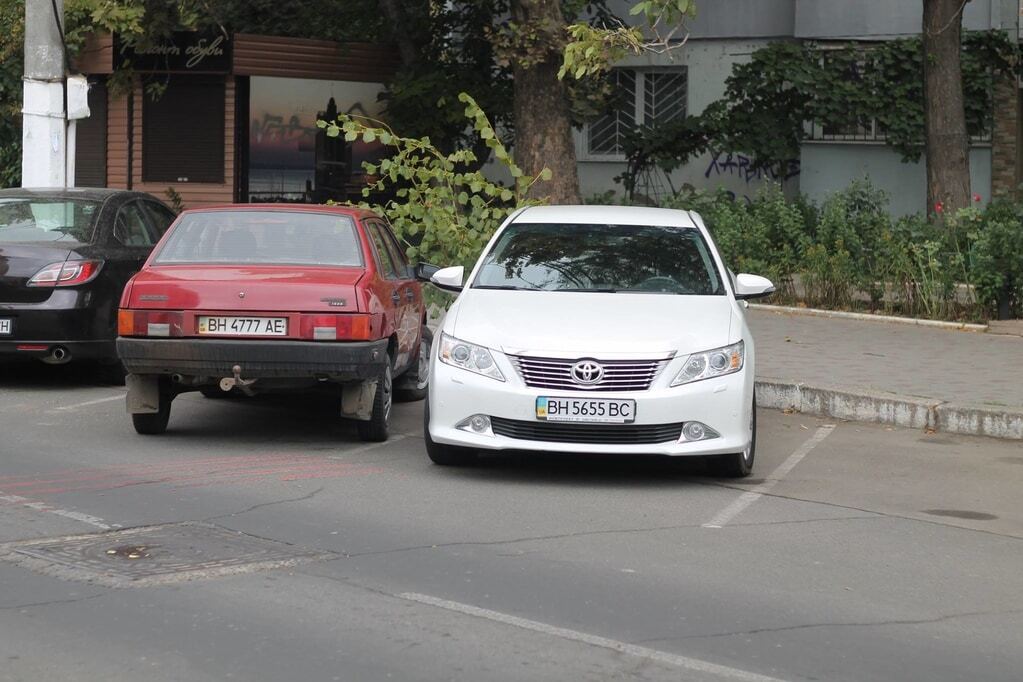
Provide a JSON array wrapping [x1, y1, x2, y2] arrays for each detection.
[[118, 310, 185, 337], [298, 314, 374, 341], [27, 259, 104, 287]]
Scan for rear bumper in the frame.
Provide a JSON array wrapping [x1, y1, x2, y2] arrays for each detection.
[[0, 290, 116, 360], [117, 337, 389, 380]]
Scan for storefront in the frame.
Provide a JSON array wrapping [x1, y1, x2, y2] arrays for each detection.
[[74, 32, 399, 208]]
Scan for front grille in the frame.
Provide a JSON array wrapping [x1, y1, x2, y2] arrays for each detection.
[[509, 355, 669, 392], [491, 417, 683, 445]]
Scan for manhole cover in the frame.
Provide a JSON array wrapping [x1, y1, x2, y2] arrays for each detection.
[[0, 523, 332, 587]]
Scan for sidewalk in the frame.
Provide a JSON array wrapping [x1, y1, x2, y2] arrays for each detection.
[[749, 307, 1023, 440]]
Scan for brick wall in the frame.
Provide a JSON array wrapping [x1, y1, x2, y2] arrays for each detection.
[[990, 72, 1019, 198]]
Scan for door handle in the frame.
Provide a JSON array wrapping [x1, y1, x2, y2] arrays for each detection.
[[391, 291, 401, 305], [405, 287, 414, 301]]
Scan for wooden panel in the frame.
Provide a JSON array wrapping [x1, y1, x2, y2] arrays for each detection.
[[233, 34, 399, 82], [74, 32, 113, 74], [106, 89, 129, 188], [132, 77, 236, 209]]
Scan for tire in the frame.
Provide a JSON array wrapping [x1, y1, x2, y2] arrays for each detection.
[[357, 363, 392, 442], [131, 387, 172, 435], [394, 326, 432, 403], [707, 392, 756, 478], [423, 398, 477, 466]]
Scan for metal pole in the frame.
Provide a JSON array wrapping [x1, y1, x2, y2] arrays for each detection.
[[21, 0, 66, 188]]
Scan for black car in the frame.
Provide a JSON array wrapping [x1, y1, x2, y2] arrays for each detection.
[[0, 188, 176, 376]]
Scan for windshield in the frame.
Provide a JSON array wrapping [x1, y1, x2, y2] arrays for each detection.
[[154, 211, 364, 267], [0, 198, 100, 243], [472, 222, 724, 295]]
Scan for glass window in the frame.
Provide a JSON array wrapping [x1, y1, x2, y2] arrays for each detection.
[[473, 223, 723, 296], [587, 68, 687, 157], [0, 199, 101, 243], [378, 222, 410, 278], [154, 211, 363, 266], [142, 201, 176, 236], [366, 222, 399, 279], [114, 203, 156, 247]]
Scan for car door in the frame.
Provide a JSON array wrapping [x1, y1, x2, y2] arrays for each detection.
[[140, 200, 177, 242], [378, 220, 423, 358], [364, 219, 416, 369]]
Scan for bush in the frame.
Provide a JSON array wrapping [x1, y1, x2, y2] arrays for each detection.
[[969, 200, 1023, 318]]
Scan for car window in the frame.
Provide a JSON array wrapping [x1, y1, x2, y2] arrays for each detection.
[[365, 222, 399, 279], [153, 211, 363, 266], [114, 202, 157, 247], [0, 198, 101, 243], [378, 221, 411, 278], [473, 222, 724, 295], [142, 201, 176, 236]]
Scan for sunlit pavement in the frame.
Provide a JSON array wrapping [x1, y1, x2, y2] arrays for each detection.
[[2, 362, 1022, 682]]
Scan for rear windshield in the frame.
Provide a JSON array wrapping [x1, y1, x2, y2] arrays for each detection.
[[473, 222, 724, 295], [0, 199, 100, 243], [154, 211, 364, 267]]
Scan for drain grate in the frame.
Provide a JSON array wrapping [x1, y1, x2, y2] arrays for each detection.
[[0, 522, 332, 587]]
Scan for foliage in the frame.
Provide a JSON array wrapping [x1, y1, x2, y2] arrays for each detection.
[[652, 178, 1022, 322], [319, 93, 551, 271], [0, 0, 24, 187]]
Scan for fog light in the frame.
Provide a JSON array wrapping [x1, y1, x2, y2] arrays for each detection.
[[682, 422, 720, 442], [456, 414, 494, 437]]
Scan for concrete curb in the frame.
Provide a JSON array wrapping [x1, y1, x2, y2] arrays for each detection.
[[756, 378, 1023, 440], [749, 303, 989, 332]]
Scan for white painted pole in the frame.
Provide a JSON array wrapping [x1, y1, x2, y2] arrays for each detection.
[[21, 0, 66, 188]]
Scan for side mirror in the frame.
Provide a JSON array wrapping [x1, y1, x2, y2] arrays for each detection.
[[734, 273, 775, 300], [414, 262, 441, 282], [430, 265, 465, 293]]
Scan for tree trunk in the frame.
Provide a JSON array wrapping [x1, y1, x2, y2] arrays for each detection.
[[510, 0, 581, 204], [379, 0, 419, 67], [922, 0, 971, 215]]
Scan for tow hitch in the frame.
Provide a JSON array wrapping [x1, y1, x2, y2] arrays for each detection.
[[219, 365, 258, 396]]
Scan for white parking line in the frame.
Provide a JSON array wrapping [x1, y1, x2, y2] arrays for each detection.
[[703, 424, 836, 529], [398, 592, 789, 682], [0, 492, 117, 530], [49, 394, 124, 412]]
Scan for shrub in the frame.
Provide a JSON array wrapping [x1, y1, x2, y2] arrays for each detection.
[[968, 200, 1023, 318]]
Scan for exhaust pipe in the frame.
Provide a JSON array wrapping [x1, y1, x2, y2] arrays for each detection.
[[41, 346, 71, 365]]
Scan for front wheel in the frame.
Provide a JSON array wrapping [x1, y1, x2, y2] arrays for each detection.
[[707, 393, 756, 478], [423, 398, 477, 466], [357, 363, 392, 442]]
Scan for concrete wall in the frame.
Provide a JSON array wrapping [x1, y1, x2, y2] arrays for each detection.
[[799, 143, 992, 216], [605, 0, 795, 38], [794, 0, 1001, 39]]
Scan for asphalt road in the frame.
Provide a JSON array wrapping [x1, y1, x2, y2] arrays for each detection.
[[1, 362, 1022, 682]]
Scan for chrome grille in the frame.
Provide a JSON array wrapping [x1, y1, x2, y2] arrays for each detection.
[[491, 418, 683, 444], [509, 355, 668, 392]]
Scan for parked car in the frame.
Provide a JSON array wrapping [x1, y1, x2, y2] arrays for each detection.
[[117, 205, 429, 441], [0, 188, 176, 379], [420, 205, 775, 477]]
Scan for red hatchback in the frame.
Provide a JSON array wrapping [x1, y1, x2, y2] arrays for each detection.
[[116, 205, 430, 441]]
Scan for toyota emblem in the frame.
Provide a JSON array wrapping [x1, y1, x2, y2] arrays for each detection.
[[571, 360, 604, 385]]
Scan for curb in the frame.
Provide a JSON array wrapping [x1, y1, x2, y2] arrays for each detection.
[[756, 378, 1023, 440], [748, 303, 989, 332]]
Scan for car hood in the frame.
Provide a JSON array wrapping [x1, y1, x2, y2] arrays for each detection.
[[448, 290, 735, 357]]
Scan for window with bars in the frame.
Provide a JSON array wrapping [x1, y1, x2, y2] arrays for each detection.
[[586, 68, 688, 158]]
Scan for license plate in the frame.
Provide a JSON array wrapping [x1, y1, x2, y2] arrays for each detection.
[[0, 318, 11, 335], [197, 316, 287, 336], [536, 396, 636, 424]]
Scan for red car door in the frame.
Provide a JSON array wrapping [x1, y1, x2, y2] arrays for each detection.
[[363, 219, 416, 370]]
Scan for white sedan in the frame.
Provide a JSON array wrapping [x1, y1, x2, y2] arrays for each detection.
[[417, 205, 774, 477]]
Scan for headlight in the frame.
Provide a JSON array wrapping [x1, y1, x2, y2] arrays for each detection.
[[439, 333, 505, 381], [670, 340, 744, 386]]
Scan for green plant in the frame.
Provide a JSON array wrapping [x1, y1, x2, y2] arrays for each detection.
[[968, 200, 1023, 318], [320, 93, 551, 272]]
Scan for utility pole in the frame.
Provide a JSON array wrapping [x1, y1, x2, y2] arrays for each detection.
[[22, 0, 66, 188]]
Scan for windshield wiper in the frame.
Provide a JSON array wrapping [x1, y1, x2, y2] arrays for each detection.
[[472, 284, 538, 291], [551, 287, 619, 293]]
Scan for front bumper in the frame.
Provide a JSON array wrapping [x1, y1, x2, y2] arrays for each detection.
[[427, 359, 754, 456], [117, 337, 389, 381]]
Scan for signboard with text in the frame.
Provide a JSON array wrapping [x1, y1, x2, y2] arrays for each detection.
[[115, 32, 231, 74]]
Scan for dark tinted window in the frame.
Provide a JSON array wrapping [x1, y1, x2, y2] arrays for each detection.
[[378, 222, 410, 278], [142, 77, 225, 183], [154, 211, 363, 266], [142, 201, 176, 236], [366, 222, 399, 279], [473, 223, 723, 295], [0, 199, 101, 243], [114, 202, 157, 246]]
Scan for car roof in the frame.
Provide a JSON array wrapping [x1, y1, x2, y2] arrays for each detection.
[[184, 203, 378, 219], [0, 187, 150, 202], [512, 204, 697, 228]]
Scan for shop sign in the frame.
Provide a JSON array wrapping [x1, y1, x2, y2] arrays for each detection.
[[115, 32, 232, 74]]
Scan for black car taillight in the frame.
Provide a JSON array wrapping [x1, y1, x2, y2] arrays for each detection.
[[26, 260, 104, 287]]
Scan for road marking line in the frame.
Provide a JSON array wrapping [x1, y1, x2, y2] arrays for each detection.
[[703, 424, 836, 529], [49, 394, 124, 412], [0, 492, 117, 530], [398, 592, 788, 682]]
